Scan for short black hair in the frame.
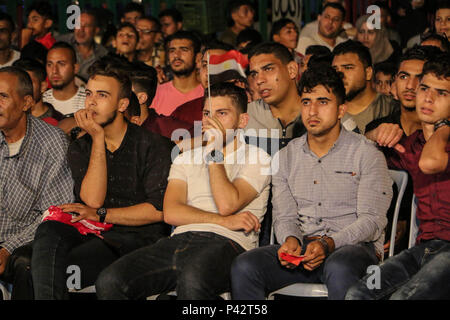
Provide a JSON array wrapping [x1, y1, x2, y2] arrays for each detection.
[[332, 40, 372, 68], [397, 45, 442, 71], [374, 61, 397, 79], [21, 40, 48, 65], [158, 8, 183, 23], [88, 58, 132, 100], [298, 65, 346, 106], [207, 82, 248, 113], [321, 2, 346, 19], [165, 30, 201, 54], [0, 66, 34, 98], [49, 41, 77, 64], [202, 40, 235, 56], [421, 33, 450, 52], [116, 22, 139, 43], [13, 58, 47, 83], [305, 45, 331, 56], [237, 28, 263, 48], [122, 2, 145, 17], [248, 42, 294, 64], [270, 18, 298, 41], [420, 52, 450, 80], [130, 64, 158, 107], [0, 12, 15, 32], [227, 0, 255, 27], [27, 1, 54, 21], [436, 0, 450, 11], [80, 8, 99, 27]]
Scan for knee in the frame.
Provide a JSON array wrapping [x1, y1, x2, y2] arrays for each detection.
[[95, 267, 123, 299], [231, 252, 258, 283], [345, 280, 373, 300], [33, 221, 62, 241]]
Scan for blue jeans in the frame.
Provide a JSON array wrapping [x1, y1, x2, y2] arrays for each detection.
[[95, 231, 245, 300], [346, 239, 450, 300], [31, 220, 164, 300], [231, 241, 378, 300]]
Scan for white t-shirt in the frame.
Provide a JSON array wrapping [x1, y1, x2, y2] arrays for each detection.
[[42, 86, 86, 116], [7, 136, 24, 156], [168, 139, 272, 251], [0, 50, 20, 68], [296, 31, 347, 55]]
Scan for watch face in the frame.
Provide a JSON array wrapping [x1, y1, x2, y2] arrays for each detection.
[[97, 208, 106, 216]]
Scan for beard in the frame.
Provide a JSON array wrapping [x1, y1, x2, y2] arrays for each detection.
[[170, 60, 196, 77], [51, 79, 72, 90], [345, 83, 366, 102], [99, 110, 118, 128]]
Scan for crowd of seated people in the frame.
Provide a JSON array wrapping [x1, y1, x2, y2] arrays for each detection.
[[0, 0, 448, 301]]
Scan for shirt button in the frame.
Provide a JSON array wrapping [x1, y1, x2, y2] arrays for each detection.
[[318, 202, 322, 206], [318, 160, 322, 163]]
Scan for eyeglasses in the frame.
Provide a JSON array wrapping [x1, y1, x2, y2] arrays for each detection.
[[136, 28, 158, 35]]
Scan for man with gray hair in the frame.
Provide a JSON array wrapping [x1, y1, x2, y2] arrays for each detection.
[[0, 66, 74, 299]]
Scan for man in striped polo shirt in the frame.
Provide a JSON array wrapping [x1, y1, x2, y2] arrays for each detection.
[[43, 42, 86, 116]]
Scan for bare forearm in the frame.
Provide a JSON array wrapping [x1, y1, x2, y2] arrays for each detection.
[[164, 202, 223, 227], [208, 163, 240, 215], [80, 137, 107, 208], [419, 126, 450, 174], [105, 203, 163, 226]]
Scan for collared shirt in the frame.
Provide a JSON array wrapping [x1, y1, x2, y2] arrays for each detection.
[[0, 115, 74, 253], [56, 33, 109, 82], [272, 128, 393, 256], [385, 130, 450, 244], [68, 123, 174, 238], [245, 99, 306, 155]]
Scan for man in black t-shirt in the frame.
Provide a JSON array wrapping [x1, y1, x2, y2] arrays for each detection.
[[31, 61, 174, 300]]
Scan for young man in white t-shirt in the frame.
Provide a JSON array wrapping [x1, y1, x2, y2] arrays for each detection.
[[0, 13, 20, 68], [95, 82, 272, 300], [43, 42, 86, 116]]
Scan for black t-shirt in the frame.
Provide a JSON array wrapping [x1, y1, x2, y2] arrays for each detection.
[[68, 123, 175, 242]]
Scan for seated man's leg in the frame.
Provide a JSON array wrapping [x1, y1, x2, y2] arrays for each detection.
[[345, 243, 426, 300], [1, 243, 33, 300], [390, 240, 450, 300], [31, 221, 86, 300], [95, 236, 178, 300], [231, 244, 321, 300], [175, 232, 245, 300], [322, 243, 379, 300]]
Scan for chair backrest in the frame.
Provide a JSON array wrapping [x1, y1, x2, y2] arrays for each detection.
[[408, 195, 419, 249], [387, 170, 409, 258]]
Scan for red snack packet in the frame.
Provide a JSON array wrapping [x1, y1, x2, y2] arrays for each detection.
[[43, 205, 113, 237], [280, 252, 305, 266]]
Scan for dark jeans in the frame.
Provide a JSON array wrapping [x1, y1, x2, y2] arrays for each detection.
[[231, 241, 378, 300], [95, 231, 245, 300], [0, 244, 34, 300], [31, 220, 164, 300], [346, 239, 450, 300]]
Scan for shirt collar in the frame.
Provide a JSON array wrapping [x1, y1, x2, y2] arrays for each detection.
[[0, 114, 33, 158], [301, 125, 348, 156]]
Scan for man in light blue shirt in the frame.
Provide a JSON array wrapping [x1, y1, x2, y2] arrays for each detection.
[[231, 65, 393, 300]]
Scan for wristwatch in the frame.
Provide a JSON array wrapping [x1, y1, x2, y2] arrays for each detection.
[[96, 207, 107, 223], [206, 150, 224, 164], [434, 119, 450, 132]]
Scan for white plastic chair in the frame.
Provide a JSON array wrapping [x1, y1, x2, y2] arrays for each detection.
[[408, 195, 419, 249], [267, 169, 409, 300]]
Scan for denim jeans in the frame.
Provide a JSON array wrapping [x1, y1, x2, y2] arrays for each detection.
[[346, 239, 450, 300], [31, 220, 162, 300], [95, 231, 245, 300], [231, 241, 378, 300]]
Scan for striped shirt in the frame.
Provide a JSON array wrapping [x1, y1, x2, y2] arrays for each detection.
[[272, 127, 393, 256], [0, 115, 74, 253], [42, 86, 86, 116]]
